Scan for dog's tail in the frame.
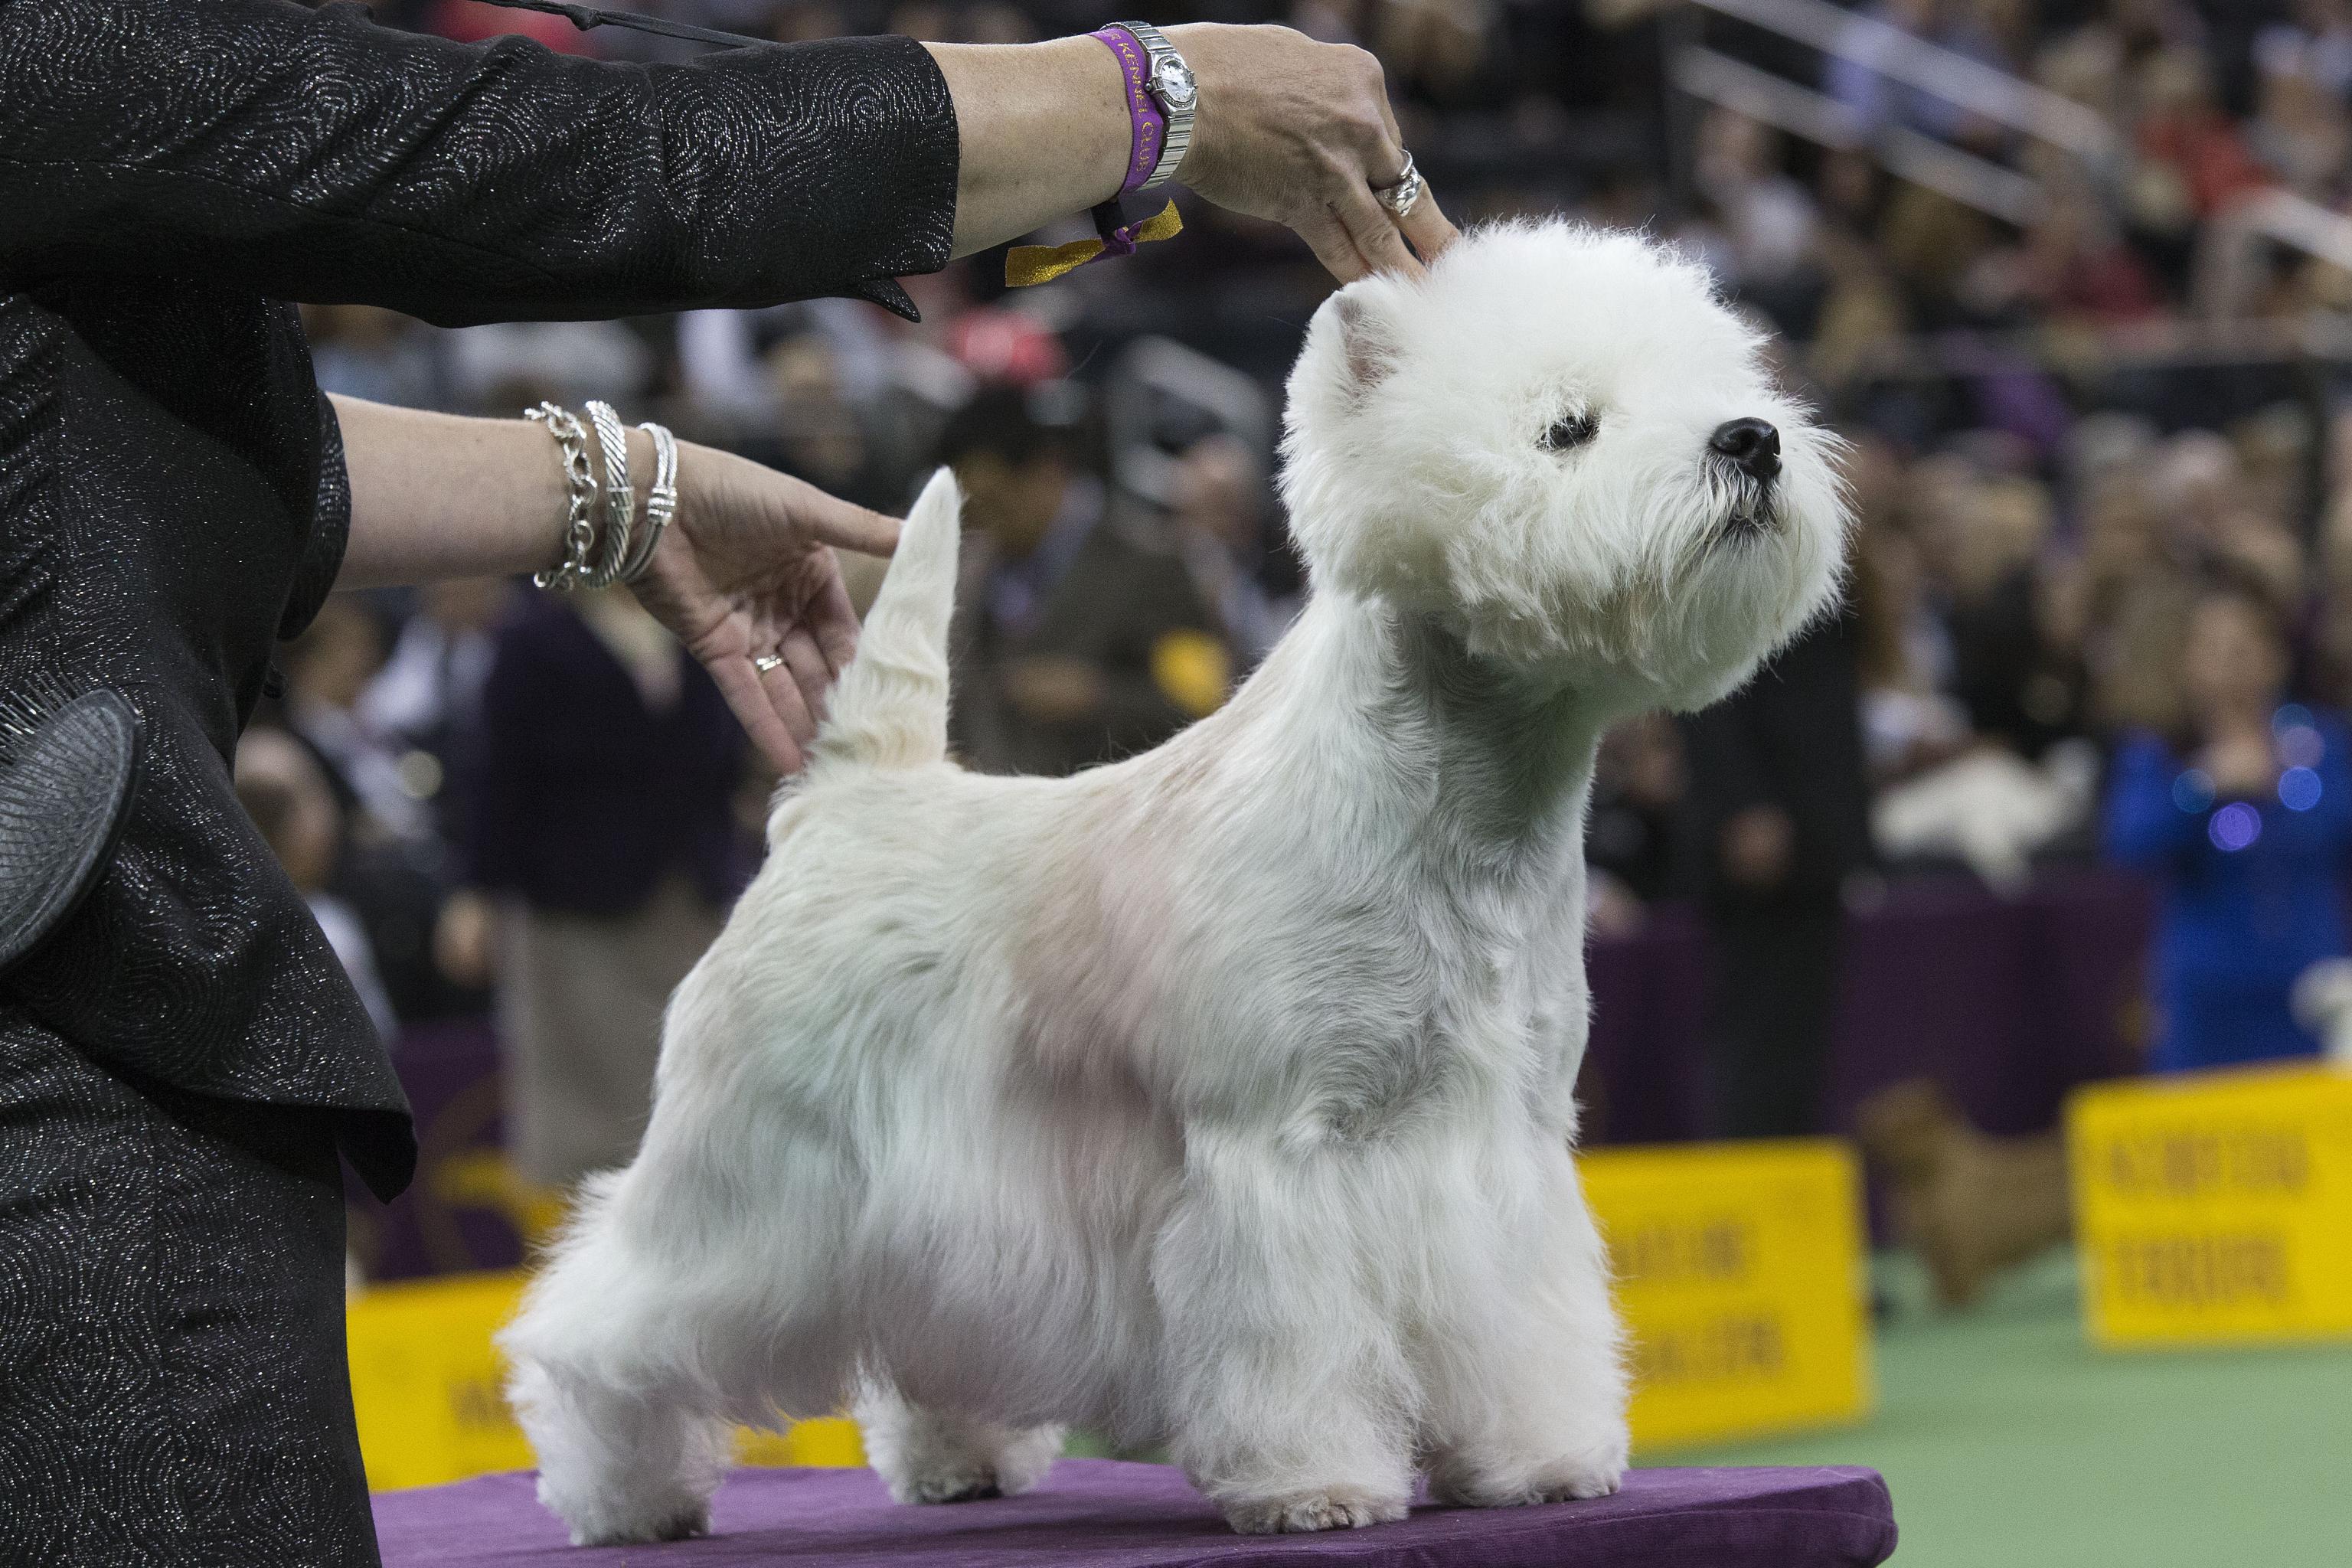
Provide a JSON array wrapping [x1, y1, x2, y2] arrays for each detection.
[[815, 466, 961, 769]]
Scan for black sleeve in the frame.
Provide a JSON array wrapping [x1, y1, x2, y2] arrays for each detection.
[[0, 0, 959, 325]]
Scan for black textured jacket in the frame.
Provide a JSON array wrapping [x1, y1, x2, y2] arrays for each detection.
[[0, 0, 959, 1198]]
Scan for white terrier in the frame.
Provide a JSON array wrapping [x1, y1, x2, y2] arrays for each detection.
[[501, 221, 1847, 1544]]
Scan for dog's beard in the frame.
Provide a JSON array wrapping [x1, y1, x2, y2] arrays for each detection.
[[1713, 470, 1779, 544]]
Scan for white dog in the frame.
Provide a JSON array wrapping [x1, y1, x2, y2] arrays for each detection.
[[500, 221, 1847, 1544]]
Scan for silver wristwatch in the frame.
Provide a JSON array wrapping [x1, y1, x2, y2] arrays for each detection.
[[1119, 21, 1196, 190]]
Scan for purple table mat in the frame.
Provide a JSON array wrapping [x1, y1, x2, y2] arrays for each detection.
[[374, 1460, 1896, 1567]]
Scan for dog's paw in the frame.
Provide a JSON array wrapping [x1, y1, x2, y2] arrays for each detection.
[[1429, 1449, 1625, 1508], [877, 1429, 1060, 1504], [1529, 1458, 1625, 1503], [1222, 1487, 1410, 1534], [893, 1465, 1004, 1505], [568, 1501, 710, 1546]]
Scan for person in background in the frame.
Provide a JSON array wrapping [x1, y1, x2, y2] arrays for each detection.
[[1678, 603, 1874, 1138], [462, 586, 751, 1190], [361, 576, 508, 848], [1168, 431, 1295, 669], [941, 387, 1226, 775], [235, 729, 399, 1045], [278, 597, 433, 848], [2103, 583, 2352, 1071], [1584, 712, 1687, 937]]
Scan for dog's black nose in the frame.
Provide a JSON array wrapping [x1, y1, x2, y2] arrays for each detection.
[[1710, 418, 1781, 482]]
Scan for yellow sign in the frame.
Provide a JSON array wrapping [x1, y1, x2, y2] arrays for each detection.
[[1583, 1140, 1873, 1451], [347, 1271, 863, 1492], [2069, 1064, 2352, 1348]]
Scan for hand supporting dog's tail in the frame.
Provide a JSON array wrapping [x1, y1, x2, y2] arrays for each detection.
[[816, 467, 962, 770]]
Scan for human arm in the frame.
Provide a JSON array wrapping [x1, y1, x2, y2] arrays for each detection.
[[929, 24, 1458, 280], [0, 1, 1454, 315], [332, 395, 894, 776], [0, 0, 955, 322]]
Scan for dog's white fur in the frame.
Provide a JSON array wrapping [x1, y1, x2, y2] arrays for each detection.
[[499, 222, 1847, 1544]]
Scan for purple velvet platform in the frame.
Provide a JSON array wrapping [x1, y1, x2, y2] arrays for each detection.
[[374, 1460, 1896, 1567]]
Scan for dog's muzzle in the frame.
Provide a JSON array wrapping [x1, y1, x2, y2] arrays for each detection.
[[1710, 418, 1780, 482], [1710, 418, 1781, 540]]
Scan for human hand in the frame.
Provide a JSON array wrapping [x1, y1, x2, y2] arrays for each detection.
[[1003, 655, 1108, 724], [628, 442, 898, 776], [1165, 24, 1460, 282]]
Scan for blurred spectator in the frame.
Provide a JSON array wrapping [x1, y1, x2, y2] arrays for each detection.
[[2104, 583, 2350, 1071], [1691, 109, 1820, 307], [940, 386, 1225, 775], [1166, 433, 1295, 670], [1678, 605, 1873, 1138], [236, 727, 400, 1044], [279, 596, 430, 846], [1585, 712, 1687, 935], [466, 587, 752, 1188], [361, 577, 508, 848], [278, 593, 500, 1027]]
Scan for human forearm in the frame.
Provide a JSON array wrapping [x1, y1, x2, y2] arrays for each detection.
[[930, 24, 1457, 279], [332, 392, 900, 777], [332, 397, 593, 590], [926, 38, 1129, 258]]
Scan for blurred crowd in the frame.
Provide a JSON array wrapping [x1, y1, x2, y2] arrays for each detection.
[[244, 2, 2352, 1201]]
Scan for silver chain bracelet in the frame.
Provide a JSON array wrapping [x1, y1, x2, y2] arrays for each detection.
[[582, 400, 635, 590], [525, 402, 599, 590], [622, 421, 680, 586]]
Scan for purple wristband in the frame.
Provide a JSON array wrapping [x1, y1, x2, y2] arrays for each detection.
[[1093, 25, 1167, 196]]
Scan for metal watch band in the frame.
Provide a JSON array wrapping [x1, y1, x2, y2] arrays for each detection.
[[1118, 21, 1194, 191]]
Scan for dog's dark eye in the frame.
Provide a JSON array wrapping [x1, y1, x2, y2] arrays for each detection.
[[1542, 411, 1599, 451]]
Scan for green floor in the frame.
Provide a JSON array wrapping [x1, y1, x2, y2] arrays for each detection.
[[1664, 1250, 2352, 1566]]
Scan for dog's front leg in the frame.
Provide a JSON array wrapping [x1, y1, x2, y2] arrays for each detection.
[[1154, 1137, 1416, 1534], [854, 1377, 1063, 1504], [1419, 1147, 1628, 1507]]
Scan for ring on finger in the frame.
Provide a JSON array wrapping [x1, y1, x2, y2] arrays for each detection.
[[753, 654, 785, 675], [1374, 152, 1424, 219]]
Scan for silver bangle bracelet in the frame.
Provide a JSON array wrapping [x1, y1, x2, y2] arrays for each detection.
[[621, 421, 679, 586], [525, 402, 599, 591], [583, 400, 635, 590]]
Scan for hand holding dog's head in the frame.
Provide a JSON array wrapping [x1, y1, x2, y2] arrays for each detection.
[[1281, 220, 1849, 711]]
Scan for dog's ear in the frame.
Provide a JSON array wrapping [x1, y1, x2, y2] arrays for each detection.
[[1331, 286, 1401, 394]]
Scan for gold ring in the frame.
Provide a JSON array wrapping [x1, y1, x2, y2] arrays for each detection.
[[753, 654, 785, 675]]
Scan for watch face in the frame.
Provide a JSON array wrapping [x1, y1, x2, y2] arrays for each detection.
[[1152, 56, 1197, 111]]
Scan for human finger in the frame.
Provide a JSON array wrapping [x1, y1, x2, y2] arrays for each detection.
[[786, 477, 900, 556], [1397, 179, 1461, 263], [778, 626, 832, 724], [757, 649, 820, 749], [710, 654, 806, 776], [1294, 206, 1370, 284], [809, 573, 862, 677], [1332, 174, 1424, 281]]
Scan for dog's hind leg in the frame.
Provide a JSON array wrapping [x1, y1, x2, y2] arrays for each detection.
[[1418, 1148, 1628, 1508], [505, 1351, 733, 1546], [1153, 1142, 1416, 1534], [500, 1183, 737, 1544], [499, 1155, 854, 1547], [853, 1379, 1063, 1504]]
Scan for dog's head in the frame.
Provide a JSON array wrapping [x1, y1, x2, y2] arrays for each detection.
[[1281, 220, 1848, 710]]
